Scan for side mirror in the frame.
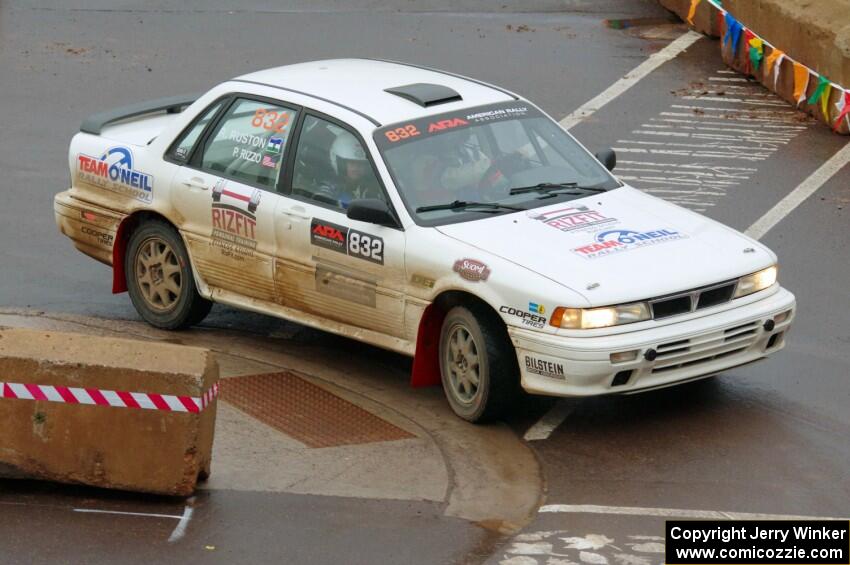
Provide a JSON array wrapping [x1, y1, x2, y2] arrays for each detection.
[[595, 148, 616, 171], [347, 199, 399, 228]]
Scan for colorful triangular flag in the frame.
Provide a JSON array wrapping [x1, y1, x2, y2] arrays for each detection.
[[687, 0, 702, 25], [793, 63, 810, 106], [723, 13, 743, 57]]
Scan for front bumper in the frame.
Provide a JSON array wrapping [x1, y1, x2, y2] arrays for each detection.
[[510, 286, 795, 397]]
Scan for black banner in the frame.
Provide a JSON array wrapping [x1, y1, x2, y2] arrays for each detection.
[[665, 520, 849, 564]]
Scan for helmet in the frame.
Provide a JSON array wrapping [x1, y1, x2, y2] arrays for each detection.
[[330, 133, 368, 175]]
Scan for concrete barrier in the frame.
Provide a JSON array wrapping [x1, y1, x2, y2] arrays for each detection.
[[659, 0, 850, 134], [0, 329, 218, 496]]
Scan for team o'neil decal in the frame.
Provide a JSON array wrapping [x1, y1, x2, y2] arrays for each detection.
[[453, 258, 490, 282], [310, 219, 384, 265], [77, 146, 153, 203], [571, 228, 687, 260]]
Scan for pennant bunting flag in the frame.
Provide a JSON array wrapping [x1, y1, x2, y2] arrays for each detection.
[[749, 37, 764, 72], [808, 75, 830, 108], [820, 83, 833, 118], [834, 91, 850, 131], [687, 0, 701, 25], [723, 13, 743, 57], [793, 63, 810, 106], [765, 49, 785, 87], [743, 29, 755, 70]]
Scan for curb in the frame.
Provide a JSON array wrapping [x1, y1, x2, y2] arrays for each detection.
[[0, 309, 543, 534], [659, 0, 850, 135]]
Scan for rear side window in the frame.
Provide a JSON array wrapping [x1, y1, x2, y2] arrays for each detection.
[[168, 100, 225, 163], [199, 98, 298, 190]]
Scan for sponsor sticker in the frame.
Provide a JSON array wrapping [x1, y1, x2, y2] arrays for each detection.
[[81, 226, 115, 247], [375, 102, 542, 148], [529, 205, 617, 233], [571, 228, 687, 259], [411, 274, 436, 288], [529, 302, 546, 315], [453, 259, 490, 282], [210, 180, 261, 260], [524, 355, 565, 380], [500, 306, 546, 329], [310, 219, 384, 265], [265, 136, 284, 154], [261, 155, 278, 169], [77, 146, 153, 203]]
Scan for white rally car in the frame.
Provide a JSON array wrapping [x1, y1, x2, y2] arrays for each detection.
[[55, 59, 795, 422]]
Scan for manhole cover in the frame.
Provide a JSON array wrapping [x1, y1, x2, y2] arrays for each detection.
[[220, 371, 414, 448]]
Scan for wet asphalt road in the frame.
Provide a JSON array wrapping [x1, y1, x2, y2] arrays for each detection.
[[1, 1, 849, 564]]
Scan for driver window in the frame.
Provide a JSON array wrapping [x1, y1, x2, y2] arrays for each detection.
[[292, 115, 385, 210]]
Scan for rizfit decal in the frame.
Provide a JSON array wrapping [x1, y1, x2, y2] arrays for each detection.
[[525, 355, 565, 380], [453, 259, 490, 282], [311, 219, 384, 265], [572, 228, 686, 260], [530, 205, 617, 233], [211, 181, 261, 260], [77, 146, 153, 203], [500, 306, 546, 329]]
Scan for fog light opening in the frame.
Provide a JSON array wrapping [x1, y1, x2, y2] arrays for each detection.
[[610, 350, 639, 364], [611, 370, 633, 387], [767, 331, 784, 349]]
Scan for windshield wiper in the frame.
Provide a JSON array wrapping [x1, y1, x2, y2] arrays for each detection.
[[415, 200, 526, 213], [509, 182, 607, 195]]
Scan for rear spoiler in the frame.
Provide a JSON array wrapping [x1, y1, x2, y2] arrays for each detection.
[[80, 93, 199, 135]]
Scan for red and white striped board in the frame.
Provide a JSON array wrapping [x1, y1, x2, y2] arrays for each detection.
[[0, 381, 220, 413]]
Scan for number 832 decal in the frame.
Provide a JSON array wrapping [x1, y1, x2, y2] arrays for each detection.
[[347, 229, 384, 265]]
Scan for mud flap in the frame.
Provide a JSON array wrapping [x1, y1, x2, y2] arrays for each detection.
[[112, 217, 131, 293], [410, 303, 445, 388]]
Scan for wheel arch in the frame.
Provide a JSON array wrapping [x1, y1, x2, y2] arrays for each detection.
[[111, 210, 181, 294], [410, 289, 506, 388]]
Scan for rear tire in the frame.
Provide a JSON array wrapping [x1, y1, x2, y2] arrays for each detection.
[[439, 303, 518, 423], [125, 220, 212, 330]]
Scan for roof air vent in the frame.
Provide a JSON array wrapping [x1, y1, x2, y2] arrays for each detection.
[[384, 83, 462, 107]]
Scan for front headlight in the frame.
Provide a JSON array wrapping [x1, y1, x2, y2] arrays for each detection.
[[549, 302, 651, 329], [734, 265, 778, 298]]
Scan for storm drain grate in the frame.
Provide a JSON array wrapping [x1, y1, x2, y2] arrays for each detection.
[[219, 371, 414, 448]]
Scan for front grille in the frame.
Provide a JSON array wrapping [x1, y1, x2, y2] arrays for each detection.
[[649, 280, 737, 320], [651, 321, 760, 373]]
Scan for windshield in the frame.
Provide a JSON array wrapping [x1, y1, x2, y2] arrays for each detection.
[[374, 102, 621, 226]]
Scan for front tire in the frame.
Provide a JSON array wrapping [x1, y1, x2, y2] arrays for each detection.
[[439, 304, 518, 423], [125, 220, 212, 330]]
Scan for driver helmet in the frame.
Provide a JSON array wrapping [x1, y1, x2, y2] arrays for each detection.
[[330, 133, 369, 180]]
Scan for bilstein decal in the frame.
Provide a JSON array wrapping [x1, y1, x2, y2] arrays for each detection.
[[453, 259, 490, 282], [571, 228, 687, 260], [310, 219, 384, 265], [211, 180, 261, 261], [525, 355, 565, 380], [77, 146, 153, 203]]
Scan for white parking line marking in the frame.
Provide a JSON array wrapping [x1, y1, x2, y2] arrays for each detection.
[[73, 508, 183, 520], [559, 31, 702, 130], [538, 504, 849, 521], [167, 498, 195, 543], [745, 142, 850, 240], [523, 401, 575, 441]]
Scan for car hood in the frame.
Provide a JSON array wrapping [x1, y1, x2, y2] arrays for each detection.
[[435, 186, 776, 306]]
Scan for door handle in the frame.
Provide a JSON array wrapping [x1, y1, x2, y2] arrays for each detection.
[[280, 209, 310, 220], [182, 177, 209, 191]]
